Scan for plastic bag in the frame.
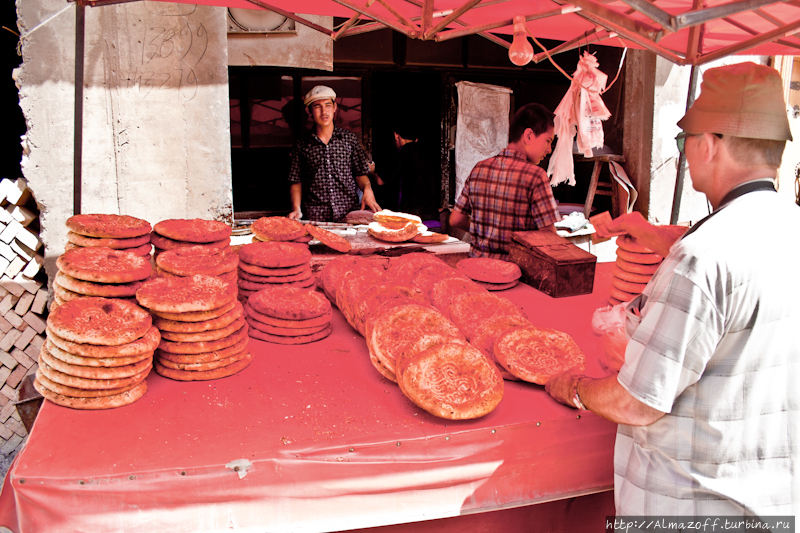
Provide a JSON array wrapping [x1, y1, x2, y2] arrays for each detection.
[[591, 302, 628, 373]]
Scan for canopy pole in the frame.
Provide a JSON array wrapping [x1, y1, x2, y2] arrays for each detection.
[[73, 1, 85, 216], [670, 64, 699, 224]]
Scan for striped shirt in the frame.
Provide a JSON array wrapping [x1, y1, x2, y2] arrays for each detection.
[[453, 148, 559, 259], [615, 189, 800, 516], [289, 126, 369, 222]]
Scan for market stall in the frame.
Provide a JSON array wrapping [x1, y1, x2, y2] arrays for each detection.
[[0, 262, 618, 533]]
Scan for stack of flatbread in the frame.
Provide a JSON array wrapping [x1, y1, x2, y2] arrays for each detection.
[[53, 247, 153, 310], [155, 246, 238, 289], [237, 241, 314, 304], [250, 217, 311, 244], [456, 257, 522, 291], [65, 214, 153, 257], [245, 286, 332, 344], [136, 274, 251, 381], [150, 219, 232, 259], [35, 298, 158, 409], [368, 210, 446, 243], [610, 235, 662, 305]]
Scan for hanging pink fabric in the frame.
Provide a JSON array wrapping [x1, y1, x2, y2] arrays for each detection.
[[547, 52, 611, 187]]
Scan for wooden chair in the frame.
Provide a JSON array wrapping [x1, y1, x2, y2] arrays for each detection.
[[574, 153, 626, 219]]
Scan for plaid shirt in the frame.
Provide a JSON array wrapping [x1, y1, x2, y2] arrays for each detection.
[[289, 126, 369, 222], [453, 148, 559, 259], [615, 190, 800, 516]]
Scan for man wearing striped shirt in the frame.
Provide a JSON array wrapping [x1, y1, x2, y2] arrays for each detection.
[[449, 103, 560, 260]]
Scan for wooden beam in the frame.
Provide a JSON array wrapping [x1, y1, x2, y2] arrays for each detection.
[[423, 0, 483, 39], [332, 0, 421, 37], [696, 16, 800, 64], [242, 0, 333, 35]]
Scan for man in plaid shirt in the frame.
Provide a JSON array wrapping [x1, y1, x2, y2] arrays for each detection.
[[288, 86, 381, 222], [449, 103, 560, 259]]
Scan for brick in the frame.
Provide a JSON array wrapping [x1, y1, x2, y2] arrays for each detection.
[[0, 422, 13, 440], [7, 205, 36, 227], [0, 294, 17, 315], [0, 315, 12, 334], [14, 292, 34, 316], [0, 350, 17, 370], [0, 257, 9, 276], [0, 365, 10, 385], [5, 417, 26, 437], [0, 433, 23, 456], [4, 178, 31, 206], [12, 273, 42, 294], [13, 327, 36, 351], [3, 256, 24, 278], [25, 362, 38, 377], [0, 330, 21, 353], [3, 311, 23, 330], [0, 384, 15, 401], [5, 364, 26, 389], [15, 227, 41, 252], [10, 240, 33, 262], [0, 401, 15, 422], [22, 312, 46, 334], [24, 342, 41, 361], [0, 242, 12, 261], [0, 219, 21, 245], [22, 254, 44, 279], [0, 208, 10, 225], [9, 348, 34, 369], [0, 277, 24, 297], [30, 289, 48, 314]]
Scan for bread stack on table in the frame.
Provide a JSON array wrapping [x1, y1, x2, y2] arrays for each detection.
[[250, 216, 311, 245], [609, 234, 663, 305], [155, 246, 238, 288], [456, 257, 522, 290], [245, 286, 332, 344], [236, 241, 314, 303], [35, 298, 158, 409], [150, 219, 232, 259], [65, 214, 153, 257], [135, 274, 251, 381], [321, 253, 586, 420], [367, 210, 448, 244]]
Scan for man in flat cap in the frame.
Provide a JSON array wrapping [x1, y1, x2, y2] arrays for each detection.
[[288, 85, 381, 222], [547, 62, 799, 519]]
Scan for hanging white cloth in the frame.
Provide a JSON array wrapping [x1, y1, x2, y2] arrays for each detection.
[[547, 52, 611, 187], [454, 81, 512, 200]]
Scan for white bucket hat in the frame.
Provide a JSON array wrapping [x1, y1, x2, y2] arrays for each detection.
[[304, 85, 337, 107]]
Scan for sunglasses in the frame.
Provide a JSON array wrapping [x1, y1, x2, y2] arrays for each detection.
[[676, 132, 722, 155]]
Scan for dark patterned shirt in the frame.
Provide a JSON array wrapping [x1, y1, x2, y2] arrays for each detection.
[[453, 148, 560, 259], [288, 126, 370, 222]]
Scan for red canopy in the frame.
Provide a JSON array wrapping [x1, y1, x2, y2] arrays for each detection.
[[106, 0, 800, 66]]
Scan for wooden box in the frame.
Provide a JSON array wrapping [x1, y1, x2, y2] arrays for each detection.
[[509, 230, 597, 297]]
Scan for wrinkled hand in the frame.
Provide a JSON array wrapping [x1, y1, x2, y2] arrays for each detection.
[[361, 189, 381, 212], [287, 209, 302, 221], [545, 368, 584, 409], [606, 212, 648, 242]]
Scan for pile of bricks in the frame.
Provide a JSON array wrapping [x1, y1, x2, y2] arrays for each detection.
[[0, 177, 47, 460]]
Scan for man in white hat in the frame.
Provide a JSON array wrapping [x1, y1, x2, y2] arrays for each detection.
[[547, 62, 799, 519], [288, 85, 381, 222]]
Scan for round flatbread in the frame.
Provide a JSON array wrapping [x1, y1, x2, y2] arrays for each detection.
[[616, 257, 661, 275], [249, 286, 330, 320], [344, 210, 375, 226], [56, 247, 152, 284], [470, 314, 531, 381], [156, 266, 237, 286], [44, 339, 152, 368], [238, 261, 310, 277], [474, 279, 520, 291], [67, 231, 152, 250], [366, 303, 465, 378], [155, 352, 253, 381], [159, 316, 246, 342], [150, 232, 230, 251], [412, 231, 449, 244], [136, 274, 236, 313], [155, 336, 249, 364], [249, 324, 332, 345], [158, 324, 249, 355], [409, 264, 464, 300], [35, 370, 140, 398], [386, 253, 445, 282], [616, 234, 655, 254], [38, 358, 151, 391], [430, 277, 487, 319], [152, 301, 244, 333], [609, 284, 639, 303], [372, 210, 422, 228], [66, 214, 151, 239], [608, 296, 625, 306], [251, 217, 307, 241], [157, 349, 249, 372], [156, 246, 238, 277], [400, 342, 504, 420], [616, 248, 663, 265], [154, 219, 232, 243], [367, 346, 397, 383], [34, 378, 148, 410], [55, 271, 144, 298], [612, 276, 648, 295], [337, 272, 386, 333], [71, 242, 153, 257], [150, 300, 237, 323], [494, 326, 585, 385], [47, 298, 152, 346], [245, 316, 328, 336], [448, 292, 525, 341], [47, 326, 161, 358], [611, 263, 653, 284], [321, 256, 366, 303], [368, 221, 418, 242], [239, 241, 311, 269], [238, 277, 315, 291], [237, 267, 312, 284], [357, 284, 427, 335], [40, 347, 152, 380], [245, 302, 331, 329], [456, 257, 522, 283], [52, 281, 137, 305], [305, 224, 352, 253]]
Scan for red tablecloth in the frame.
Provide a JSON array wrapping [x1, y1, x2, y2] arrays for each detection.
[[0, 263, 618, 533]]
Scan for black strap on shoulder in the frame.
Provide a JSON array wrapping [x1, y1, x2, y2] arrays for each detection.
[[682, 180, 775, 239]]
